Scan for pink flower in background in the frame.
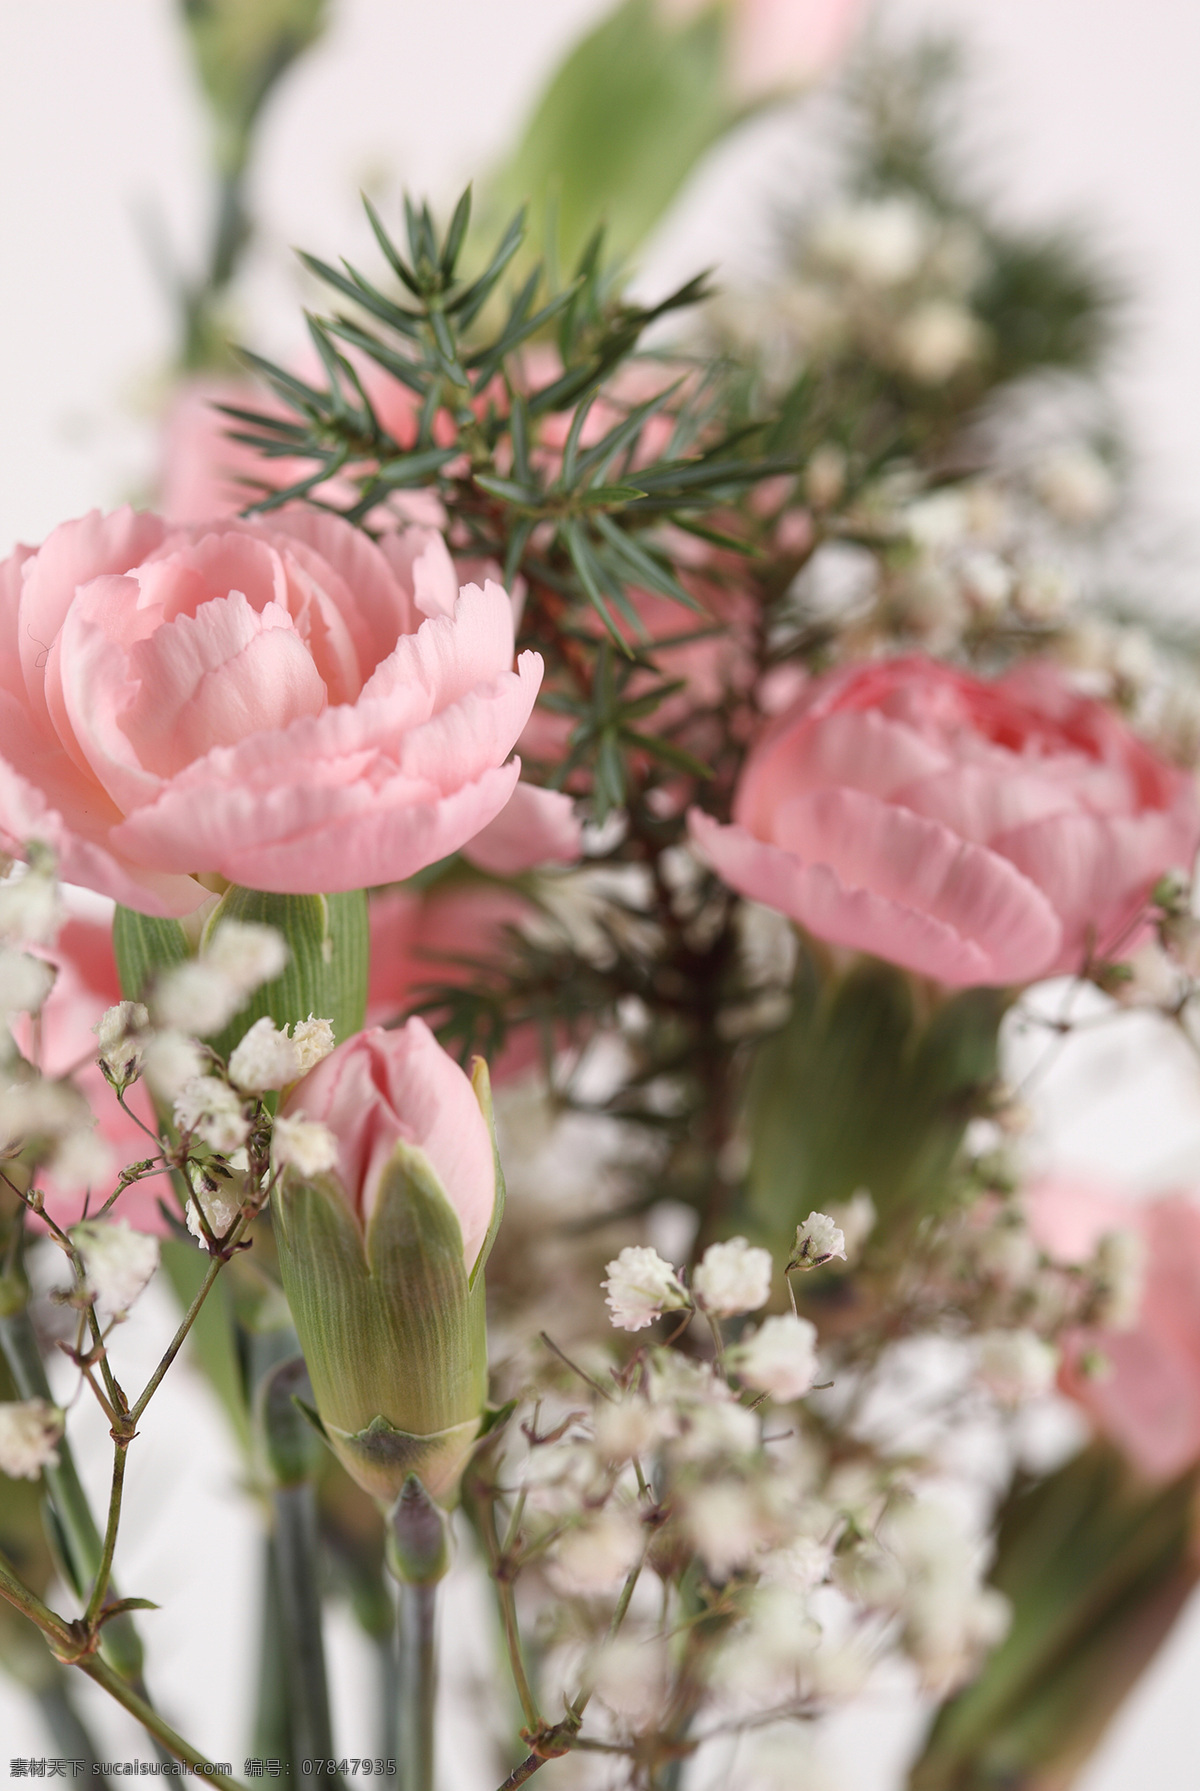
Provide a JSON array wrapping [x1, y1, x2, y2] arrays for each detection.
[[690, 655, 1199, 988], [1028, 1180, 1200, 1484], [15, 915, 172, 1232], [462, 781, 581, 876], [159, 375, 447, 530], [0, 507, 542, 914], [659, 0, 865, 101], [368, 882, 544, 1084], [281, 1018, 497, 1270]]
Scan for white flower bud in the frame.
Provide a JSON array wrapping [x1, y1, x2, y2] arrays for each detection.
[[205, 920, 288, 994], [602, 1245, 690, 1331], [95, 1001, 149, 1084], [289, 1015, 335, 1075], [588, 1635, 668, 1727], [152, 961, 241, 1037], [271, 1112, 338, 1178], [0, 947, 55, 1015], [0, 867, 64, 946], [975, 1329, 1059, 1404], [1091, 1227, 1145, 1330], [227, 1018, 300, 1093], [46, 1128, 115, 1194], [732, 1314, 820, 1402], [692, 1237, 772, 1317], [811, 197, 933, 286], [549, 1506, 644, 1596], [142, 1029, 207, 1102], [1032, 445, 1116, 526], [70, 1219, 159, 1320], [185, 1180, 243, 1250], [174, 1076, 249, 1154], [0, 1399, 63, 1480], [592, 1397, 675, 1464], [789, 1212, 847, 1270], [686, 1482, 771, 1578], [894, 301, 985, 384]]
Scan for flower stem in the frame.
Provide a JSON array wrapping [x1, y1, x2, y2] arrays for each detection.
[[271, 1483, 341, 1789], [0, 1546, 241, 1788], [398, 1581, 438, 1791], [0, 1308, 144, 1685]]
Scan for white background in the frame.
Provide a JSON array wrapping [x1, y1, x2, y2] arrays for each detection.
[[2, 3, 1200, 1786]]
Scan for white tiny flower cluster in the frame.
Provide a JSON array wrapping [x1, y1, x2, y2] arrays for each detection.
[[271, 1111, 339, 1178], [95, 1000, 150, 1086], [789, 1211, 848, 1271], [0, 1398, 63, 1480], [174, 1075, 250, 1154], [151, 921, 289, 1038], [227, 1014, 335, 1092], [70, 1218, 160, 1322], [0, 1074, 114, 1192], [602, 1237, 777, 1331]]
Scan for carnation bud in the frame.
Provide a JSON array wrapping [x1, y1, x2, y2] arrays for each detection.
[[272, 1021, 502, 1508]]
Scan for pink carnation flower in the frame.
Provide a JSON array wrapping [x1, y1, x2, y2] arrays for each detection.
[[690, 655, 1199, 988], [0, 507, 542, 914], [1028, 1179, 1200, 1483]]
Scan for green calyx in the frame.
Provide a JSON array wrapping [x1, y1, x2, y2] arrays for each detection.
[[273, 1061, 504, 1508], [113, 885, 368, 1058]]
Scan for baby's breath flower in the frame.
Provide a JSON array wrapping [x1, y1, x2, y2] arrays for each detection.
[[271, 1112, 338, 1178], [602, 1245, 689, 1331], [142, 1029, 207, 1102], [186, 1180, 243, 1250], [0, 1399, 63, 1480], [548, 1506, 644, 1596], [0, 947, 55, 1016], [174, 1075, 249, 1154], [732, 1314, 820, 1402], [96, 1001, 149, 1084], [205, 920, 288, 993], [975, 1329, 1059, 1404], [152, 960, 241, 1038], [692, 1237, 772, 1317], [789, 1212, 846, 1271], [71, 1219, 159, 1320], [1090, 1228, 1146, 1329]]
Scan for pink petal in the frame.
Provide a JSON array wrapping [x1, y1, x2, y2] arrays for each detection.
[[119, 593, 327, 776], [735, 703, 949, 837], [463, 782, 582, 875], [689, 800, 1062, 986], [18, 509, 166, 728]]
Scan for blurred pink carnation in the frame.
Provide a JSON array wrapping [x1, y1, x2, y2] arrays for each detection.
[[659, 0, 865, 101], [1028, 1180, 1200, 1483], [0, 507, 542, 914], [690, 655, 1199, 988]]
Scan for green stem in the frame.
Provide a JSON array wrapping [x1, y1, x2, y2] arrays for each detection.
[[253, 1536, 293, 1767], [0, 1547, 240, 1788], [0, 1310, 144, 1685], [398, 1582, 437, 1791], [377, 1624, 400, 1788], [84, 1438, 130, 1628], [272, 1484, 341, 1790], [130, 1250, 227, 1424]]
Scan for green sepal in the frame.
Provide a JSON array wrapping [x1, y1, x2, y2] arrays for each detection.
[[202, 884, 368, 1059], [386, 1474, 452, 1584], [331, 1416, 483, 1511], [273, 1142, 488, 1503], [257, 1356, 325, 1489], [112, 907, 191, 1004], [745, 944, 1007, 1247], [469, 1056, 505, 1287]]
